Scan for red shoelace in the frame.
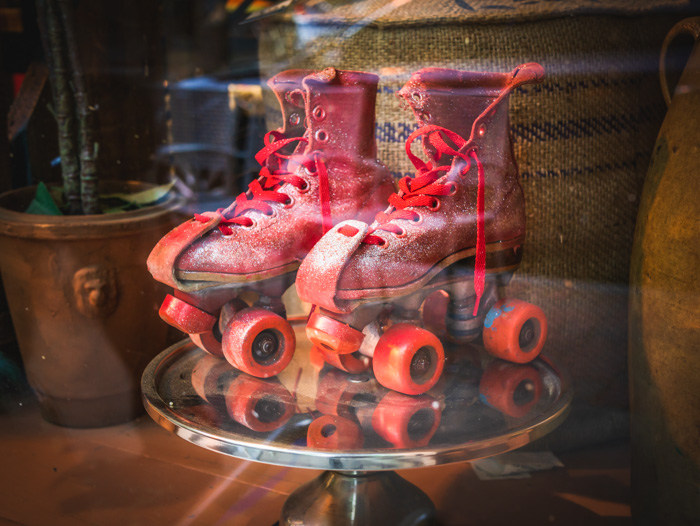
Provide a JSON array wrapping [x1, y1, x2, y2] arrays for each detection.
[[363, 124, 486, 316], [194, 130, 333, 235]]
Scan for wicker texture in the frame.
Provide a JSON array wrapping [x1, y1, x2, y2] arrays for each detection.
[[258, 7, 685, 410]]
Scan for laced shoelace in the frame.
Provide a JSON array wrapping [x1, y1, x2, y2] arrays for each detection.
[[194, 130, 333, 235], [363, 124, 486, 316]]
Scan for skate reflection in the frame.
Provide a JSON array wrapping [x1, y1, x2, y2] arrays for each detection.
[[180, 337, 550, 452]]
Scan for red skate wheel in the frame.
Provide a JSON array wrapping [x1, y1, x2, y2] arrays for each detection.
[[479, 361, 543, 418], [482, 299, 547, 363], [372, 324, 445, 396], [371, 391, 441, 449], [221, 307, 295, 378], [225, 375, 295, 432], [320, 347, 371, 374], [307, 414, 364, 450], [159, 293, 216, 334], [306, 310, 364, 355], [189, 331, 224, 357]]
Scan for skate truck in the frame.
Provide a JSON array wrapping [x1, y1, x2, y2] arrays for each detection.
[[296, 63, 548, 396]]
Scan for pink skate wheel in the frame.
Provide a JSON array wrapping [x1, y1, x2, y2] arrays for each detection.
[[482, 299, 547, 363], [319, 347, 371, 374], [307, 414, 363, 450], [372, 324, 445, 396], [306, 310, 364, 355], [371, 391, 441, 449], [189, 332, 224, 357], [479, 361, 543, 418], [159, 293, 216, 334], [221, 307, 295, 378], [225, 375, 295, 432]]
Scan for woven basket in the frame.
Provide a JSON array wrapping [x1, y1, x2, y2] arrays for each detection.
[[258, 0, 688, 423]]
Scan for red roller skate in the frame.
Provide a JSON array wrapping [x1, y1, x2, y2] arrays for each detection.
[[148, 68, 394, 378], [297, 63, 547, 395]]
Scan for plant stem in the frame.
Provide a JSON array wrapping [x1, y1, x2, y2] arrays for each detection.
[[57, 0, 99, 214], [37, 0, 81, 214]]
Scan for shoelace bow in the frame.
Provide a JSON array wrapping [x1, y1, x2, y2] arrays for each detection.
[[363, 124, 487, 316], [194, 130, 333, 235]]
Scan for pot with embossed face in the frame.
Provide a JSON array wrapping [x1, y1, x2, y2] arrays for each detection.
[[0, 181, 183, 427]]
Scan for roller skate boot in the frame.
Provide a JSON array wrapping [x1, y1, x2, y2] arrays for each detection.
[[148, 68, 394, 378], [297, 63, 547, 395]]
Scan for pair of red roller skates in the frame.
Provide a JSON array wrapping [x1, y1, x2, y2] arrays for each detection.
[[148, 63, 548, 396]]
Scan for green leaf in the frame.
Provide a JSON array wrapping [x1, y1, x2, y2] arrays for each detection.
[[25, 182, 63, 215], [100, 182, 175, 208]]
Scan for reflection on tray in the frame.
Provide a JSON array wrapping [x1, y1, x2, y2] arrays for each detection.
[[176, 340, 552, 453]]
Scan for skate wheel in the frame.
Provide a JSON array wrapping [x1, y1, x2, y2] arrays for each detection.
[[225, 375, 295, 432], [159, 293, 216, 334], [372, 324, 445, 396], [319, 347, 371, 374], [306, 310, 364, 355], [479, 361, 543, 418], [221, 307, 295, 378], [307, 415, 363, 450], [482, 299, 547, 363], [189, 331, 224, 357], [371, 391, 441, 449]]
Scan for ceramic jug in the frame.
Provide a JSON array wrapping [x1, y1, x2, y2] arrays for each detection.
[[629, 17, 700, 525]]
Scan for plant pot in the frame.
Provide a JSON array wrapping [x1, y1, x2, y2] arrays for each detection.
[[0, 181, 184, 427]]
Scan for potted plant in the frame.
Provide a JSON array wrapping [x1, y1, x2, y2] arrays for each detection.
[[0, 0, 182, 427]]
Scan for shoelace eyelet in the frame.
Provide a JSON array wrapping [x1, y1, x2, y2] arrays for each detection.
[[283, 195, 295, 208], [446, 182, 458, 195], [298, 180, 311, 193], [411, 213, 423, 225], [427, 198, 441, 212], [312, 106, 326, 121], [393, 228, 407, 239], [315, 129, 329, 143]]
